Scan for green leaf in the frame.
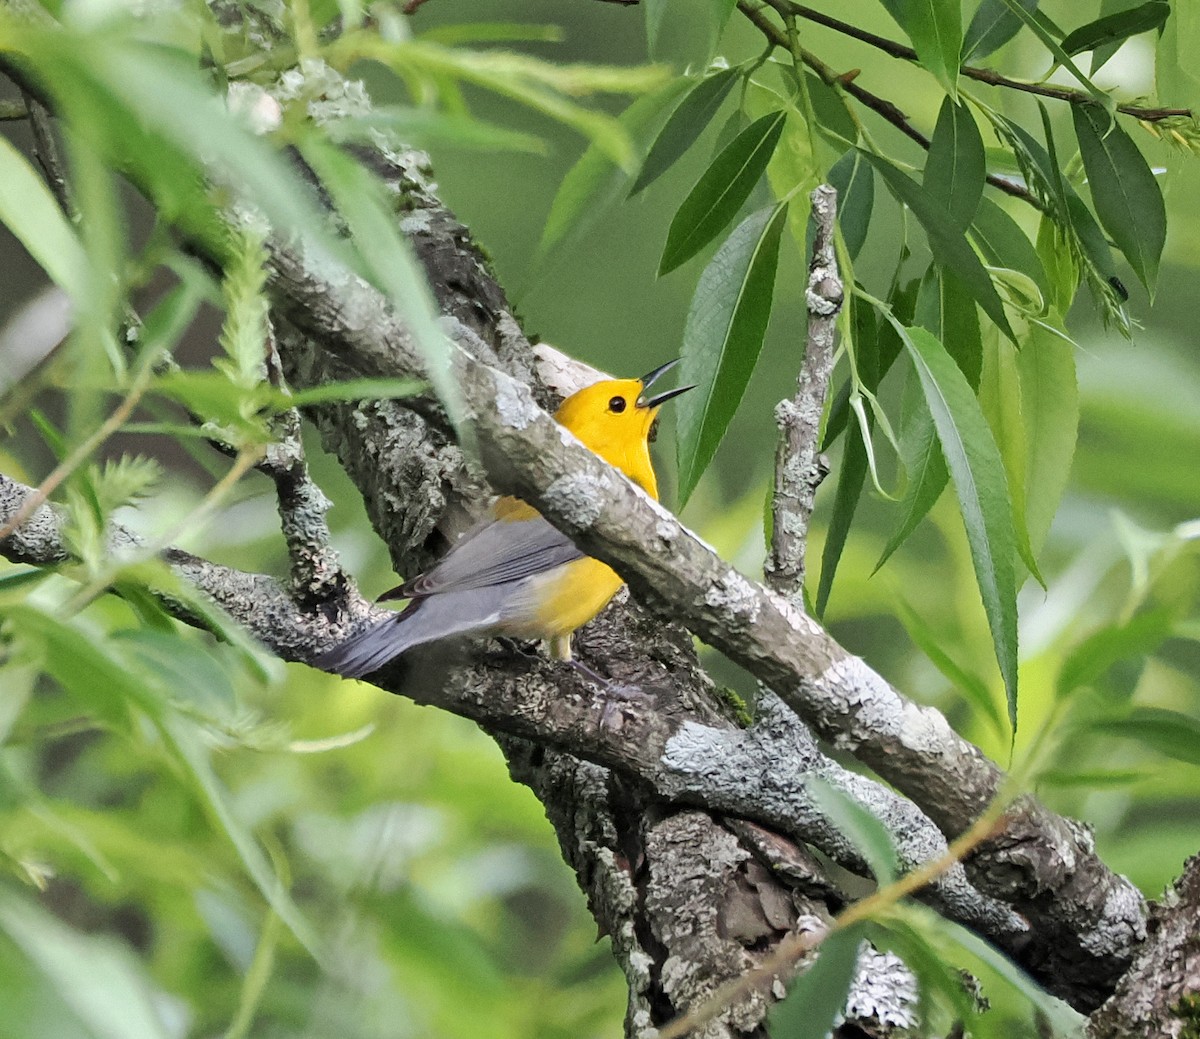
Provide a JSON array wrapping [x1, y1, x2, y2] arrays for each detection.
[[903, 327, 1019, 734], [923, 98, 985, 231], [0, 135, 84, 295], [297, 137, 464, 429], [538, 77, 692, 259], [1072, 103, 1167, 295], [283, 377, 427, 409], [1061, 0, 1169, 57], [1018, 325, 1078, 555], [915, 266, 983, 387], [0, 887, 173, 1039], [827, 149, 874, 260], [875, 389, 948, 572], [676, 202, 788, 503], [708, 0, 740, 53], [630, 65, 742, 196], [979, 338, 1044, 585], [1057, 610, 1174, 698], [659, 110, 786, 275], [768, 923, 866, 1039], [993, 0, 1109, 103], [903, 0, 963, 97], [806, 777, 899, 883], [1156, 1, 1200, 107], [816, 408, 869, 618], [1090, 707, 1200, 766], [863, 153, 1015, 342], [963, 0, 1038, 60], [325, 108, 546, 154], [970, 196, 1050, 302], [1037, 767, 1150, 789], [644, 0, 669, 52]]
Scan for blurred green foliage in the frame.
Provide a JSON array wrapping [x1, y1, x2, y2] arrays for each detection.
[[0, 0, 1198, 1035]]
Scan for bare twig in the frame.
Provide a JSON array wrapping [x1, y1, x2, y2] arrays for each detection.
[[258, 324, 350, 606], [23, 93, 72, 217], [766, 184, 841, 603]]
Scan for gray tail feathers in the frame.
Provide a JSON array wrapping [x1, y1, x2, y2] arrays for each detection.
[[312, 587, 509, 679]]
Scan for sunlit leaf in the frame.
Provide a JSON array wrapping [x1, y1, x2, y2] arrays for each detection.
[[903, 327, 1019, 734], [676, 202, 788, 503], [0, 135, 84, 295], [326, 108, 546, 154], [659, 110, 785, 275]]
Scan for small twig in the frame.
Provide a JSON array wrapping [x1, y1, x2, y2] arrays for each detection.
[[657, 797, 1013, 1039], [767, 184, 841, 604], [0, 370, 153, 544], [258, 323, 350, 607], [739, 0, 1040, 206], [783, 0, 1192, 123], [23, 93, 73, 217]]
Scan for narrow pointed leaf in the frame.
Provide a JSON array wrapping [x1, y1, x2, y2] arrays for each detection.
[[863, 153, 1015, 341], [630, 65, 741, 195], [903, 327, 1019, 734], [539, 77, 692, 259], [769, 923, 867, 1039], [807, 777, 900, 883], [827, 149, 875, 260], [816, 410, 869, 618], [644, 0, 669, 51], [970, 196, 1050, 300], [676, 202, 788, 502], [1072, 103, 1167, 294], [1058, 610, 1174, 698], [659, 110, 786, 275], [1090, 707, 1200, 766], [875, 390, 948, 571], [903, 0, 962, 96], [923, 97, 985, 231], [1061, 1, 1169, 57], [0, 135, 85, 294], [1018, 325, 1078, 555], [963, 0, 1038, 59]]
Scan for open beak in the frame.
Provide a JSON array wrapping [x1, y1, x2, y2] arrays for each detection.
[[637, 359, 695, 409]]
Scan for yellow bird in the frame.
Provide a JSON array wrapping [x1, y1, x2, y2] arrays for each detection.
[[315, 361, 693, 679]]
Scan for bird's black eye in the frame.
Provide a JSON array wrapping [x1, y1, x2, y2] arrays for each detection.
[[608, 395, 627, 413]]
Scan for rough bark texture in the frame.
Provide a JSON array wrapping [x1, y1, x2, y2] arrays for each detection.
[[4, 9, 1193, 1033], [1089, 854, 1200, 1039]]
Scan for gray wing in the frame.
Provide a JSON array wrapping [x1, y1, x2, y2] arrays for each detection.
[[385, 514, 585, 600]]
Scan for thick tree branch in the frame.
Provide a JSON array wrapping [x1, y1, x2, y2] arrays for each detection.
[[261, 231, 1145, 1008]]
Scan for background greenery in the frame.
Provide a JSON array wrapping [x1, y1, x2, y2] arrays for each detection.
[[1, 0, 1198, 1035]]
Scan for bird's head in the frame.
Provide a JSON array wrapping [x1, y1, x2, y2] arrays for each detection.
[[553, 360, 693, 497]]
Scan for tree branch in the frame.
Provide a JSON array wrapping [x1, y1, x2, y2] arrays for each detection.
[[767, 183, 841, 600]]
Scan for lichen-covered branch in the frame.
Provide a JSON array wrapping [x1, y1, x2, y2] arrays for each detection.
[[767, 183, 841, 601]]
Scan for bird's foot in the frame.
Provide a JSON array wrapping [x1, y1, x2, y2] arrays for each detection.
[[567, 660, 651, 730]]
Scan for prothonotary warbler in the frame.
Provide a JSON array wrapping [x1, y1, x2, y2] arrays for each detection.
[[315, 361, 694, 679]]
